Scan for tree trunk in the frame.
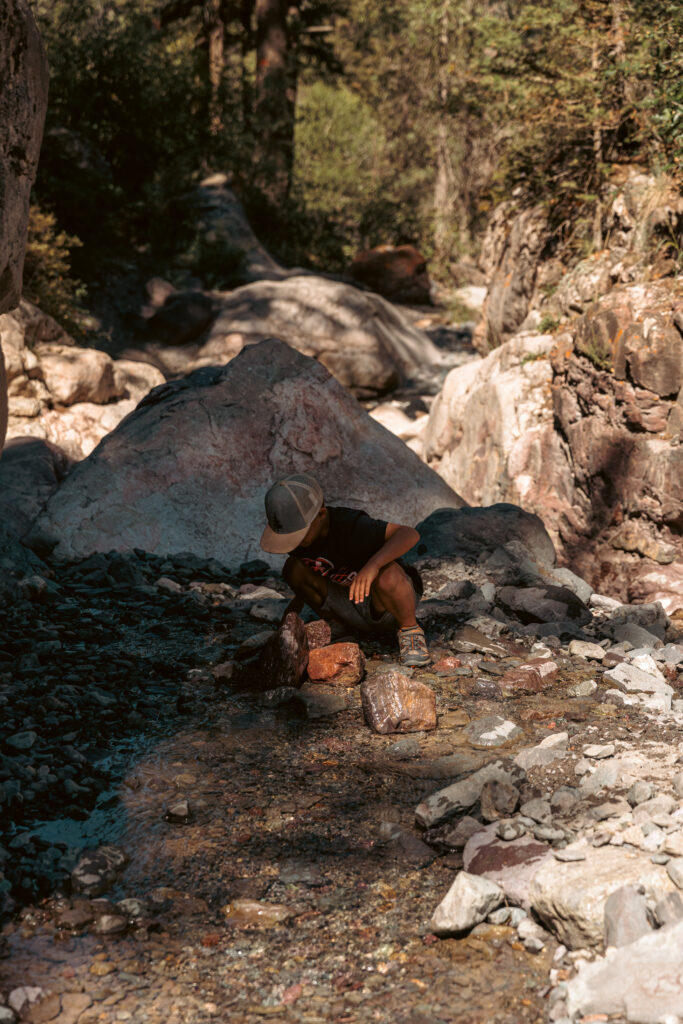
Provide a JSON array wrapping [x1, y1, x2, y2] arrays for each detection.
[[433, 2, 456, 265], [204, 0, 225, 137], [592, 34, 603, 250], [253, 0, 296, 210]]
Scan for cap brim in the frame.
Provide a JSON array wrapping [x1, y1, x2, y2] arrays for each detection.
[[260, 522, 310, 554]]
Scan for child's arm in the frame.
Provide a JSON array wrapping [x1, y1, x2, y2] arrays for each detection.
[[349, 522, 419, 604]]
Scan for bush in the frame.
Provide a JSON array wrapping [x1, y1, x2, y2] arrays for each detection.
[[22, 205, 88, 338]]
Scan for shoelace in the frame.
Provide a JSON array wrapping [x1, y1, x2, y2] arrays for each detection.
[[398, 629, 427, 653]]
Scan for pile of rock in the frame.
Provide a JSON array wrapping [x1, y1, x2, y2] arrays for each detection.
[[1, 301, 165, 459]]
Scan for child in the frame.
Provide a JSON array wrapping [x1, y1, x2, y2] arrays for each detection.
[[260, 473, 430, 667]]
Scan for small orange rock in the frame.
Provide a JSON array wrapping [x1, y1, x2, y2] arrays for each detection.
[[307, 642, 365, 686]]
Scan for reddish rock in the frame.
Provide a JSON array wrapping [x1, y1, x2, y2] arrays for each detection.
[[306, 642, 364, 686], [361, 670, 436, 734], [460, 677, 503, 700], [432, 655, 462, 673], [304, 619, 332, 650], [257, 612, 309, 689], [498, 660, 558, 698], [463, 822, 552, 908], [349, 244, 432, 305]]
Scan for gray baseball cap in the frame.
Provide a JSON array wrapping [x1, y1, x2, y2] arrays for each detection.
[[260, 474, 324, 554]]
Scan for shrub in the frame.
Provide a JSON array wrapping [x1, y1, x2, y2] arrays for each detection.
[[22, 205, 88, 338]]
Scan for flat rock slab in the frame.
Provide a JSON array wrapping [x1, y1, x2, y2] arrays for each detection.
[[565, 920, 683, 1022], [603, 662, 674, 698], [464, 714, 522, 748], [463, 822, 552, 910], [361, 670, 436, 734], [514, 731, 568, 771], [450, 625, 508, 656], [416, 762, 524, 829], [529, 845, 678, 948]]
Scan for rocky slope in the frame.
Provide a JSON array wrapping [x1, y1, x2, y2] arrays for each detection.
[[0, 301, 165, 460]]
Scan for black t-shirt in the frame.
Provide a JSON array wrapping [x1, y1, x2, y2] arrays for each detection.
[[292, 506, 423, 594]]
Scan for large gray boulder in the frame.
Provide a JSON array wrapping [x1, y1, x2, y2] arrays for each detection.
[[0, 0, 49, 447], [159, 274, 450, 398], [30, 339, 465, 565]]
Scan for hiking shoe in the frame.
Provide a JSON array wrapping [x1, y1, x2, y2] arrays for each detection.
[[397, 625, 431, 667]]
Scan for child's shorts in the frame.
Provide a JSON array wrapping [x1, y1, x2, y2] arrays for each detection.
[[320, 577, 420, 636]]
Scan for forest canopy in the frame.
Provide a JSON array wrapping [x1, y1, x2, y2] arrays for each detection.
[[27, 0, 683, 299]]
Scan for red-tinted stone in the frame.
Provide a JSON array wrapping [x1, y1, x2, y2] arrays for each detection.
[[361, 670, 436, 734], [432, 655, 462, 673], [498, 659, 558, 697], [306, 642, 365, 686], [257, 612, 309, 689], [304, 619, 333, 650], [349, 244, 432, 304]]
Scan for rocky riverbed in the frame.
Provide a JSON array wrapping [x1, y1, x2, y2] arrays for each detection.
[[2, 550, 683, 1023]]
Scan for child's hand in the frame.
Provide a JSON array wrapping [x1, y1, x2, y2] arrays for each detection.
[[349, 563, 379, 604]]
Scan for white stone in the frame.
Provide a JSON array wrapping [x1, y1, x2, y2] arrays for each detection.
[[8, 989, 43, 1014], [565, 920, 683, 1021], [530, 845, 678, 948], [568, 640, 605, 660], [514, 732, 569, 771], [603, 662, 674, 698], [629, 653, 666, 681], [430, 871, 504, 935], [583, 744, 615, 759]]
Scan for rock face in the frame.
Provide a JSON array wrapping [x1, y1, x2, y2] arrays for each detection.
[[549, 283, 683, 604], [200, 275, 447, 397], [424, 281, 683, 608], [1, 301, 166, 458], [31, 339, 464, 564], [421, 332, 569, 523], [472, 204, 549, 353], [0, 0, 49, 449], [348, 245, 432, 305]]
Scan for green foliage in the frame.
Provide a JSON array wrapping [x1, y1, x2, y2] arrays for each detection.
[[22, 206, 88, 338], [27, 0, 683, 300], [31, 0, 231, 262], [285, 81, 429, 268], [172, 232, 246, 291], [520, 350, 547, 366], [538, 314, 560, 334]]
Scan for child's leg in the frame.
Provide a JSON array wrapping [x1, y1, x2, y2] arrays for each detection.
[[283, 557, 328, 616], [369, 562, 418, 628]]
